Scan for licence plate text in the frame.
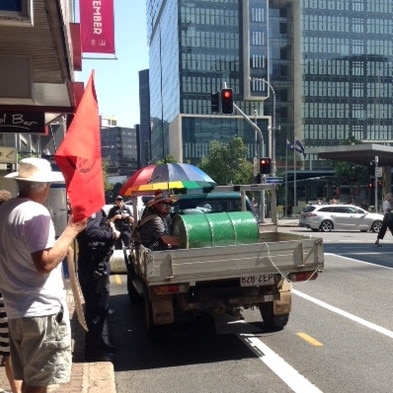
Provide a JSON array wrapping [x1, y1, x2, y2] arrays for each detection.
[[240, 274, 275, 287]]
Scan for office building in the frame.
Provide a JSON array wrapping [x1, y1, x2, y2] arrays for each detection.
[[146, 0, 272, 166], [146, 0, 393, 202], [101, 123, 138, 177], [139, 69, 151, 167]]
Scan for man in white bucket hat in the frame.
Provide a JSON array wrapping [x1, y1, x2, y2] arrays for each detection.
[[0, 157, 87, 393]]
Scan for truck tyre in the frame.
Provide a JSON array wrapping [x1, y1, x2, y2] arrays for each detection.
[[126, 260, 143, 304], [259, 303, 289, 330], [144, 286, 168, 341], [127, 273, 143, 303]]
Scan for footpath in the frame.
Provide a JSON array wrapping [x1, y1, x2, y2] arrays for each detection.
[[0, 283, 116, 393], [0, 217, 298, 393]]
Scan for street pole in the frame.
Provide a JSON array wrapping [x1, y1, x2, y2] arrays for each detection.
[[294, 149, 297, 214], [250, 77, 277, 177], [233, 103, 265, 222], [284, 144, 288, 217], [374, 155, 379, 212]]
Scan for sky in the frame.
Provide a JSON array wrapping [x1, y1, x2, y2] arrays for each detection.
[[76, 1, 149, 128]]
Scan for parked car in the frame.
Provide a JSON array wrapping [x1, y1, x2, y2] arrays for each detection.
[[299, 204, 383, 232]]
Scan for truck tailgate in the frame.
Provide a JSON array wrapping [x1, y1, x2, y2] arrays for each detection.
[[138, 232, 324, 285]]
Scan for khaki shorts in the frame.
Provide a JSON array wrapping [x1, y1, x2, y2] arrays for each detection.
[[9, 311, 71, 386]]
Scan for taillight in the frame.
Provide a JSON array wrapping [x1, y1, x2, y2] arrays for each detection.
[[287, 271, 318, 282], [152, 284, 188, 295]]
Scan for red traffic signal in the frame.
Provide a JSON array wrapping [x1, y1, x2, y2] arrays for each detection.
[[221, 88, 234, 114], [259, 157, 271, 174]]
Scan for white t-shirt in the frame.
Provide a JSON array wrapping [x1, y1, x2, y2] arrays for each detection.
[[382, 199, 392, 214], [0, 198, 65, 319]]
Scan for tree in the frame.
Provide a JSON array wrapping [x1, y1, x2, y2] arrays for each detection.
[[156, 155, 177, 164], [199, 137, 253, 185], [333, 136, 369, 186], [102, 156, 113, 193]]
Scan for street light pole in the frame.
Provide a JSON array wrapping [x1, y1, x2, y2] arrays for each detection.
[[250, 77, 277, 177], [262, 78, 277, 177], [233, 103, 266, 222]]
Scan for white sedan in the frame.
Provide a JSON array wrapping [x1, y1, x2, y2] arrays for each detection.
[[299, 204, 383, 232]]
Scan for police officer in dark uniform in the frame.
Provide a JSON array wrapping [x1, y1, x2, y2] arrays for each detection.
[[107, 195, 133, 249], [76, 208, 120, 361]]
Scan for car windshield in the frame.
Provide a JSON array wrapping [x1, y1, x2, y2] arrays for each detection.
[[173, 198, 244, 213]]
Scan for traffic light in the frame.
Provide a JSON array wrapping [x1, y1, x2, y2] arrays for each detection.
[[259, 157, 271, 174], [211, 92, 220, 113], [369, 160, 375, 176], [221, 88, 234, 114]]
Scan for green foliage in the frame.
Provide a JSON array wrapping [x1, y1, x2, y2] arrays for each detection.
[[333, 137, 368, 184], [334, 161, 369, 185], [102, 157, 113, 192], [156, 155, 177, 164], [199, 137, 253, 185]]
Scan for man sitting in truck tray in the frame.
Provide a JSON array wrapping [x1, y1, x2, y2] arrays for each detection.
[[135, 191, 180, 250]]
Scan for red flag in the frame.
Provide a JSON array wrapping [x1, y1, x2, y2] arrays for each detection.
[[55, 71, 105, 221]]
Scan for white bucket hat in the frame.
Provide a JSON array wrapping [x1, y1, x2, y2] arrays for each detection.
[[5, 157, 64, 183]]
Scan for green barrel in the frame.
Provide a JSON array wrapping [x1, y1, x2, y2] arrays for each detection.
[[172, 211, 259, 249]]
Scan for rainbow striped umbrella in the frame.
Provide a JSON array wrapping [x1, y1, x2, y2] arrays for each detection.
[[119, 163, 216, 196]]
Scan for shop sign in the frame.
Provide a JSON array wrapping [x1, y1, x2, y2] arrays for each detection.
[[0, 112, 45, 133]]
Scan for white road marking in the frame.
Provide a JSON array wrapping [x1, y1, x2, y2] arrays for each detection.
[[238, 334, 324, 393], [293, 289, 393, 339]]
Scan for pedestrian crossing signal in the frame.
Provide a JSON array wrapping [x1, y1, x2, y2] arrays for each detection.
[[259, 157, 271, 174]]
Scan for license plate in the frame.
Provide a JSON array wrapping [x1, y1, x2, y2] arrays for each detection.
[[240, 273, 275, 287]]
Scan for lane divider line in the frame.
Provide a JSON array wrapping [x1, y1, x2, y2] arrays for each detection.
[[293, 289, 393, 339], [113, 274, 123, 286], [239, 334, 324, 393], [296, 332, 323, 347]]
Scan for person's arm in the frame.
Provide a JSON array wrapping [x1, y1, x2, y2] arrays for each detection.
[[32, 216, 87, 274]]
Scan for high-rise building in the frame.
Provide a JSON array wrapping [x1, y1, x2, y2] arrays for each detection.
[[101, 124, 138, 177], [294, 0, 393, 171], [146, 0, 393, 184], [146, 0, 272, 166], [139, 69, 151, 167]]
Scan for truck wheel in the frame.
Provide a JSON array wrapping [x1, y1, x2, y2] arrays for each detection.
[[126, 273, 143, 304], [259, 303, 289, 330], [144, 288, 168, 341], [126, 262, 143, 304]]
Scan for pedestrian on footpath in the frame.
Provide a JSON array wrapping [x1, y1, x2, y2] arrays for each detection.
[[0, 189, 22, 393], [0, 158, 87, 393], [76, 208, 120, 362], [375, 192, 393, 246]]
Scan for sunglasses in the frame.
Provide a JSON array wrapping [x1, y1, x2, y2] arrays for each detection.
[[159, 202, 172, 207]]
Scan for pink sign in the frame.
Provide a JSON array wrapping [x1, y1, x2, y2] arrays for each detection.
[[80, 0, 115, 54]]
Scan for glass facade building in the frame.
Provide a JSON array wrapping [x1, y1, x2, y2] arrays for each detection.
[[101, 126, 138, 176], [147, 0, 272, 165], [146, 0, 393, 175], [297, 0, 393, 170]]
